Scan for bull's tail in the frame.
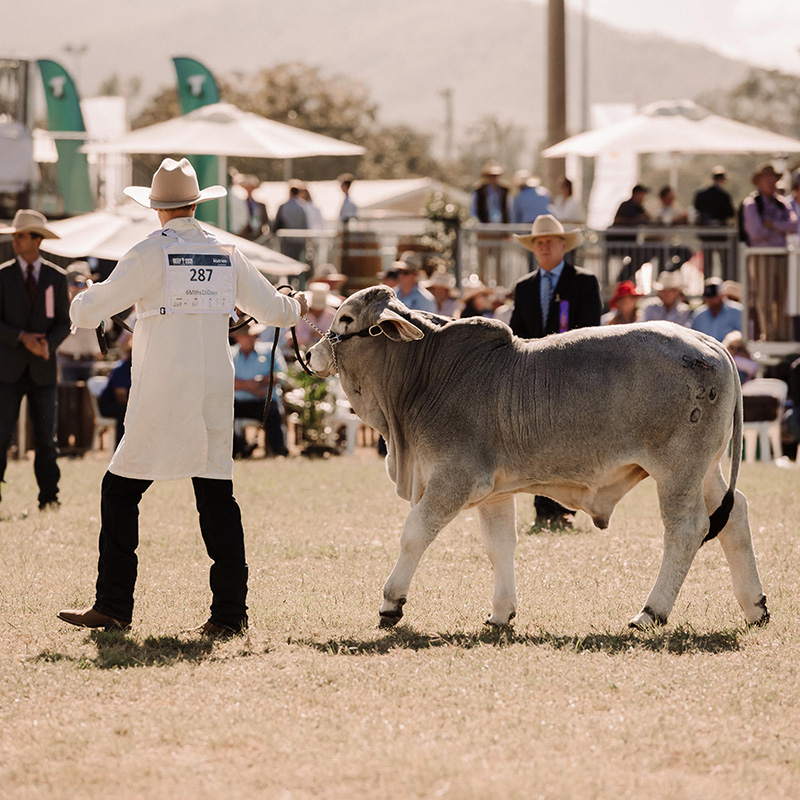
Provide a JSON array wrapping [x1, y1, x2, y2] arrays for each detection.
[[704, 364, 743, 543]]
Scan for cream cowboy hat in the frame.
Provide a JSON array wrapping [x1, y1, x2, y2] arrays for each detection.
[[460, 275, 491, 304], [423, 269, 459, 297], [124, 157, 227, 209], [652, 270, 684, 291], [513, 214, 581, 254], [0, 209, 60, 239]]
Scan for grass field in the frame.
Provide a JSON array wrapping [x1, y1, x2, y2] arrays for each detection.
[[1, 452, 798, 799]]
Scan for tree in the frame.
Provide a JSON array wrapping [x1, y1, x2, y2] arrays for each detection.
[[129, 63, 449, 184]]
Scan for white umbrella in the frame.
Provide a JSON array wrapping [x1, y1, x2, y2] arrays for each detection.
[[40, 203, 307, 277], [81, 102, 366, 160], [542, 100, 800, 158]]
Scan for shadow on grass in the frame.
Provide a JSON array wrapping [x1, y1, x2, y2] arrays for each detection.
[[295, 622, 744, 657], [33, 632, 220, 669]]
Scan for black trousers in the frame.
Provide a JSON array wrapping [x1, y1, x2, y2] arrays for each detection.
[[94, 471, 248, 628], [0, 373, 60, 505]]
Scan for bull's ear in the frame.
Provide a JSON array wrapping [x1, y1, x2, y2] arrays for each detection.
[[375, 307, 424, 341]]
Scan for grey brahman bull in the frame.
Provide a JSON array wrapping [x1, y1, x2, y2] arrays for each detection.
[[307, 286, 768, 630]]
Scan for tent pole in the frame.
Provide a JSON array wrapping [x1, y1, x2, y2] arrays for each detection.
[[283, 159, 293, 181]]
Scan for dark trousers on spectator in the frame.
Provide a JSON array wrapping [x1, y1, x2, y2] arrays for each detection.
[[535, 495, 574, 522], [0, 373, 60, 505], [93, 471, 248, 628], [233, 398, 288, 456]]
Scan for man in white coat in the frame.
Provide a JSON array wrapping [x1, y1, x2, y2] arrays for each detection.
[[58, 158, 308, 636]]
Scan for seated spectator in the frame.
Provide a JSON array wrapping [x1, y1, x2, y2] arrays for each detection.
[[97, 334, 133, 447], [291, 282, 336, 352], [377, 266, 399, 290], [423, 268, 460, 317], [613, 185, 651, 226], [312, 263, 347, 306], [458, 277, 493, 319], [722, 331, 758, 383], [232, 322, 288, 458], [57, 261, 102, 382], [654, 185, 689, 225], [602, 280, 643, 325], [552, 177, 585, 225], [510, 170, 554, 224], [642, 270, 691, 326], [394, 252, 437, 313], [691, 277, 742, 342], [722, 280, 743, 304]]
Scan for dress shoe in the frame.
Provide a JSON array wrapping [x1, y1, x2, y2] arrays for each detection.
[[193, 619, 246, 638], [58, 607, 131, 631]]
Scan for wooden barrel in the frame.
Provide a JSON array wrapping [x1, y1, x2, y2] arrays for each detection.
[[340, 230, 382, 292]]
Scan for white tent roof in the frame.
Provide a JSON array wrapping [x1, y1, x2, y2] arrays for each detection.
[[41, 203, 307, 276], [250, 178, 470, 222], [543, 100, 800, 158], [81, 102, 365, 160]]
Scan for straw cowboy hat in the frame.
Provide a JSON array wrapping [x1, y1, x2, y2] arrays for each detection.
[[306, 282, 332, 311], [0, 208, 60, 239], [480, 161, 504, 177], [652, 270, 684, 292], [423, 269, 459, 298], [460, 276, 491, 304], [513, 214, 582, 254], [609, 280, 643, 308], [124, 157, 227, 209], [751, 162, 783, 184]]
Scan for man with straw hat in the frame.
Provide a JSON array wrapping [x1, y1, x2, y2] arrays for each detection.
[[509, 213, 601, 529], [0, 209, 70, 510], [58, 157, 307, 636]]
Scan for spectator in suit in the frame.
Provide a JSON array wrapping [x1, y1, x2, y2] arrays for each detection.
[[694, 165, 734, 226], [471, 161, 509, 223], [0, 210, 70, 510], [273, 179, 309, 262], [509, 214, 602, 528]]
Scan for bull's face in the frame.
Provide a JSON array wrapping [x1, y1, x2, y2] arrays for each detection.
[[307, 286, 424, 376]]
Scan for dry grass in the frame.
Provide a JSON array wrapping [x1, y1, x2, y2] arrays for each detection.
[[1, 453, 799, 799]]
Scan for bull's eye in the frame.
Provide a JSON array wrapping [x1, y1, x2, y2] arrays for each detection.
[[339, 314, 353, 325]]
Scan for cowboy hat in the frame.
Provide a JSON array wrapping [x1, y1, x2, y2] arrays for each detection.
[[234, 321, 267, 337], [480, 161, 504, 177], [423, 269, 459, 297], [0, 209, 60, 239], [305, 282, 331, 311], [751, 162, 782, 184], [513, 214, 582, 254], [124, 157, 227, 209], [313, 263, 347, 283], [460, 276, 491, 304], [652, 270, 683, 292], [609, 280, 643, 308]]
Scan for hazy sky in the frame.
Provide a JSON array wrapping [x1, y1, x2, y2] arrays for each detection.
[[565, 0, 800, 75]]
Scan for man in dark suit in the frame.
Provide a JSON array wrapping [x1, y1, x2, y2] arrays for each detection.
[[509, 214, 602, 528], [0, 210, 70, 509]]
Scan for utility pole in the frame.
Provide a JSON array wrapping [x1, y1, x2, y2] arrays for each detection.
[[546, 0, 567, 193], [440, 87, 454, 163]]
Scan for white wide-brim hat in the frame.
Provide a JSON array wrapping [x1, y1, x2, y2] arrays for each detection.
[[513, 214, 581, 254], [0, 208, 60, 239], [124, 157, 227, 209], [653, 270, 684, 291]]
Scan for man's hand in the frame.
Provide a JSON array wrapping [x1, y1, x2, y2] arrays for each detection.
[[295, 292, 309, 316], [20, 332, 49, 360]]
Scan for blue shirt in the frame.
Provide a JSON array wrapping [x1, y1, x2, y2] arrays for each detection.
[[691, 302, 742, 342], [232, 341, 286, 402], [397, 283, 437, 313], [511, 186, 555, 224]]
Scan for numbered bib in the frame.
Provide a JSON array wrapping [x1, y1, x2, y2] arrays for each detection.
[[162, 242, 236, 314]]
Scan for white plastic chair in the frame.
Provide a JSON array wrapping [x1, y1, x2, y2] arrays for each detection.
[[86, 375, 119, 451], [741, 378, 788, 463]]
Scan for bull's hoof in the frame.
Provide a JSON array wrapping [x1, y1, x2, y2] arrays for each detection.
[[629, 606, 667, 630], [379, 608, 404, 628], [484, 611, 516, 628], [748, 595, 770, 628]]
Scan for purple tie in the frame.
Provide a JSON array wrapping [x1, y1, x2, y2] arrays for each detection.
[[25, 263, 37, 308]]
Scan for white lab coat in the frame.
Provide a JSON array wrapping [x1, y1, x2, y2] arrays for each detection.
[[70, 217, 301, 480]]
